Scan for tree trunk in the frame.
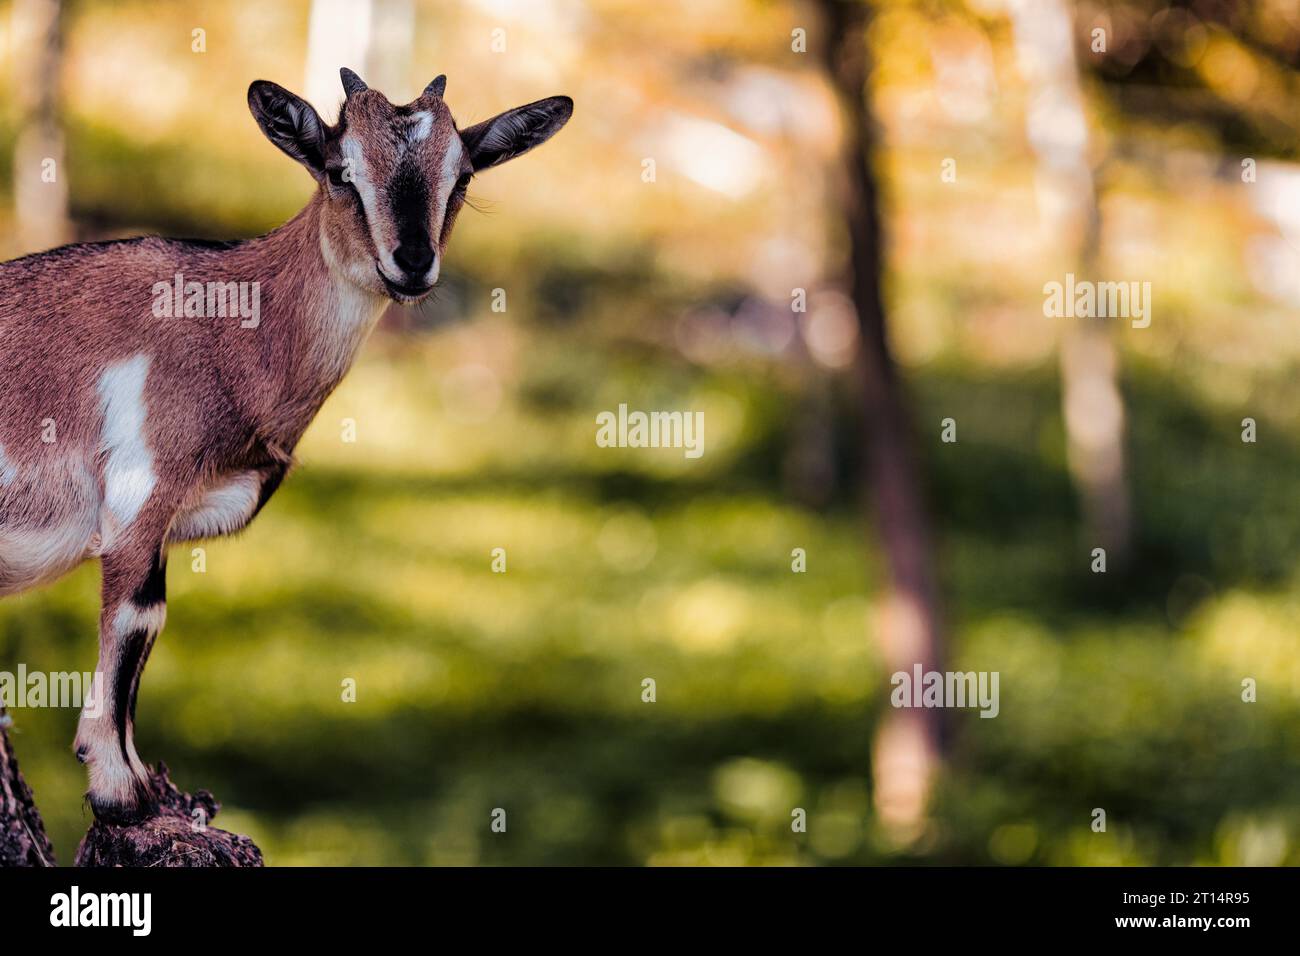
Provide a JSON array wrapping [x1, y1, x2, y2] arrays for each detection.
[[818, 0, 946, 840], [11, 0, 70, 252], [0, 708, 56, 866], [1006, 0, 1132, 560], [304, 0, 376, 122], [303, 0, 415, 123]]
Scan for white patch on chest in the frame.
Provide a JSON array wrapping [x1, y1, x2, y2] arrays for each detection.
[[317, 232, 391, 383], [330, 276, 388, 373], [98, 355, 156, 531]]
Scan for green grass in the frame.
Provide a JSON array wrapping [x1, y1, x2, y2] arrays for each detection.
[[2, 333, 1298, 866]]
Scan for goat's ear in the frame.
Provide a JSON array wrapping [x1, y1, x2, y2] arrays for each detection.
[[248, 80, 327, 179], [460, 96, 573, 171]]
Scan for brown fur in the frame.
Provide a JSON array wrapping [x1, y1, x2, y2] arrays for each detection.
[[0, 69, 571, 820]]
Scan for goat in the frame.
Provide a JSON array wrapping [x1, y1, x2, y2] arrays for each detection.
[[0, 68, 572, 822]]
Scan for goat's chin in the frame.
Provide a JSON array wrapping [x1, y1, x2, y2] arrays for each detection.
[[386, 288, 433, 305], [376, 267, 435, 303], [379, 281, 435, 305]]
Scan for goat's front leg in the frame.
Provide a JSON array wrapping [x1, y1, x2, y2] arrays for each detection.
[[75, 540, 168, 823]]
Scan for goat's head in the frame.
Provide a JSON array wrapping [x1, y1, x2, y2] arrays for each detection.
[[248, 69, 572, 302]]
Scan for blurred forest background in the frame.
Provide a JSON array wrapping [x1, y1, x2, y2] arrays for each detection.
[[0, 0, 1298, 865]]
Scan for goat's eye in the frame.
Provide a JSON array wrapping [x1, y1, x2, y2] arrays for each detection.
[[454, 173, 472, 194], [327, 167, 350, 188]]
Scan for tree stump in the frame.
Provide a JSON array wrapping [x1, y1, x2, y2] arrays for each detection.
[[2, 707, 262, 867], [0, 708, 56, 867], [75, 763, 263, 867]]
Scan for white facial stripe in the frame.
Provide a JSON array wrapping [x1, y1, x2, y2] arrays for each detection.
[[439, 136, 465, 202], [342, 133, 399, 275], [98, 355, 155, 529], [427, 136, 465, 264], [0, 443, 16, 485], [343, 120, 462, 287], [407, 111, 434, 143]]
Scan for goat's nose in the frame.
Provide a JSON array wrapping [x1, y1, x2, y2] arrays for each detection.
[[393, 244, 435, 278]]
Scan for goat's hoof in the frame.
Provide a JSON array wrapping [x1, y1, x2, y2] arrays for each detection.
[[87, 789, 157, 826]]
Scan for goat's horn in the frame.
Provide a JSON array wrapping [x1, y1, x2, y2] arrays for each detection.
[[424, 75, 446, 98], [340, 67, 368, 98]]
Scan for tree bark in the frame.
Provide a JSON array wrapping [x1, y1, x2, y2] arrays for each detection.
[[1, 710, 262, 867], [75, 763, 263, 867], [0, 708, 56, 866], [818, 0, 946, 839]]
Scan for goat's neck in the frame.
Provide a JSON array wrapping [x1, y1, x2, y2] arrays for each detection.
[[216, 193, 389, 453]]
